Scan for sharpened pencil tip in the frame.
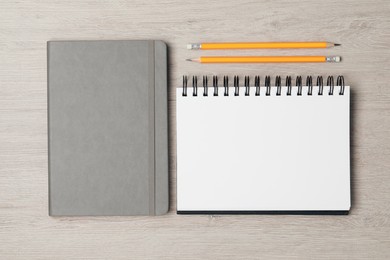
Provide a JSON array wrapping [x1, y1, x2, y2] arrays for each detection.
[[334, 43, 341, 46], [186, 58, 200, 62]]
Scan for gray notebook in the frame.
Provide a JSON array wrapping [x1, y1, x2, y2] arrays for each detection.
[[48, 40, 168, 216]]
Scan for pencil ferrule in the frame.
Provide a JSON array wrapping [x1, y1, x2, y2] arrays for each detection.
[[326, 56, 341, 63], [187, 43, 201, 50]]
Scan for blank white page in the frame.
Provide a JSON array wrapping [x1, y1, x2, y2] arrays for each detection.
[[177, 85, 350, 212]]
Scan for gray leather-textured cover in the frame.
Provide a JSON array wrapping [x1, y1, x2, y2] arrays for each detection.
[[48, 40, 168, 216]]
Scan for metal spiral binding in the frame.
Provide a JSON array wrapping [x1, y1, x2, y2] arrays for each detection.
[[296, 76, 302, 96], [276, 76, 282, 96], [182, 75, 345, 97], [306, 76, 313, 95], [192, 76, 198, 96], [317, 76, 324, 95], [327, 76, 334, 95], [182, 75, 188, 96], [213, 76, 218, 96], [233, 76, 239, 96], [223, 76, 229, 96], [337, 75, 345, 95], [245, 76, 250, 96], [255, 76, 260, 96], [286, 76, 292, 96], [203, 76, 208, 96], [265, 76, 271, 96]]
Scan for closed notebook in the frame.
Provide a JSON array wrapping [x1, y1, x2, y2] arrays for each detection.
[[177, 75, 350, 214], [48, 40, 168, 216]]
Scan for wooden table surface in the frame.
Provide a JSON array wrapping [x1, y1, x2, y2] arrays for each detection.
[[1, 0, 389, 259]]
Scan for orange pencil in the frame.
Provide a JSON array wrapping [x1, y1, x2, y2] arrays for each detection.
[[187, 42, 340, 50], [186, 56, 341, 63]]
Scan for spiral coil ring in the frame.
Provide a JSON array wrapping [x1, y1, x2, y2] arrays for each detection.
[[337, 75, 345, 95], [223, 76, 229, 96], [265, 76, 271, 96], [286, 76, 292, 96], [213, 75, 218, 96], [296, 76, 302, 96], [306, 76, 313, 96], [203, 76, 208, 97], [182, 75, 188, 96], [255, 76, 260, 96], [245, 76, 250, 96], [317, 76, 324, 95], [327, 76, 334, 95], [276, 76, 282, 96], [192, 76, 198, 96], [234, 76, 240, 96]]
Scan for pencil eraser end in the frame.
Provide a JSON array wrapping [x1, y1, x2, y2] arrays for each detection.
[[187, 44, 193, 50]]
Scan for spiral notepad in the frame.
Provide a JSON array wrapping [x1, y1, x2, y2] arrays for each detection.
[[176, 75, 350, 214]]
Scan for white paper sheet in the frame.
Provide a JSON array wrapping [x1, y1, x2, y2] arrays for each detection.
[[177, 85, 350, 211]]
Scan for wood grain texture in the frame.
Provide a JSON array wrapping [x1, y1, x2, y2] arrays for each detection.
[[1, 0, 390, 259]]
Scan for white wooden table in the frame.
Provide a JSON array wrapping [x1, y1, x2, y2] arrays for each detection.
[[1, 0, 389, 259]]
